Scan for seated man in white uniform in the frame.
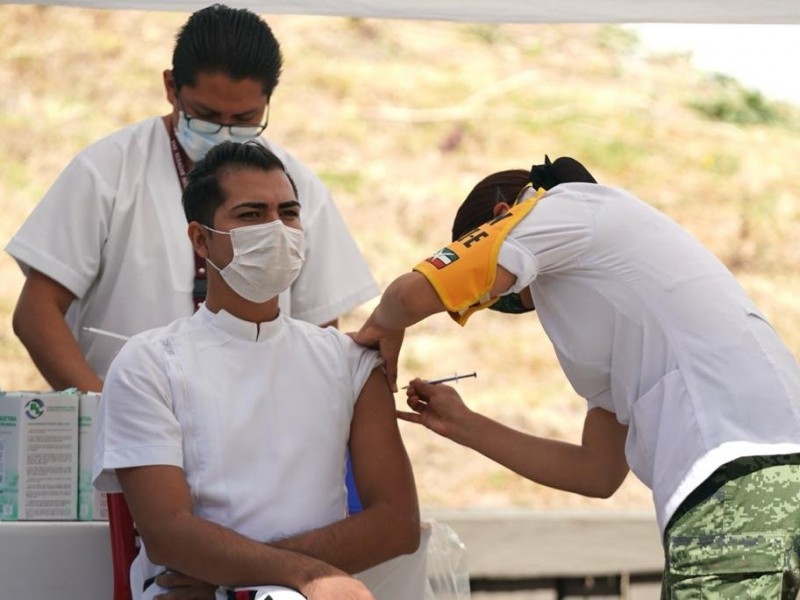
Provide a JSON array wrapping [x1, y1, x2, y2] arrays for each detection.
[[92, 141, 421, 600]]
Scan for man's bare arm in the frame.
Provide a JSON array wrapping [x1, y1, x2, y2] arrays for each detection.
[[270, 368, 420, 573], [13, 269, 103, 392], [117, 465, 369, 597]]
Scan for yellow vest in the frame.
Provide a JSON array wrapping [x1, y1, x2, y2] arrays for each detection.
[[413, 188, 546, 325]]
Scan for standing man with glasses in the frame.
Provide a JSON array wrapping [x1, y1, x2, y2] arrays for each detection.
[[176, 98, 271, 147], [6, 3, 379, 394]]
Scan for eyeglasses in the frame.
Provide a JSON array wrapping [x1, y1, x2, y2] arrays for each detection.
[[178, 98, 270, 138]]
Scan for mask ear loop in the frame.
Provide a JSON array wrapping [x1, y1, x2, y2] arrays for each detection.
[[204, 224, 231, 236], [495, 183, 536, 213], [512, 183, 535, 206], [494, 185, 511, 208]]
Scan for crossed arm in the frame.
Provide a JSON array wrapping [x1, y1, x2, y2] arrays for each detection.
[[117, 367, 419, 591]]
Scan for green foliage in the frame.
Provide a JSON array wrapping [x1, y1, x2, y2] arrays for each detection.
[[595, 24, 641, 56], [704, 152, 740, 176], [574, 137, 646, 174], [521, 40, 544, 59], [690, 74, 797, 126], [462, 24, 505, 45], [318, 169, 364, 195], [487, 470, 513, 489]]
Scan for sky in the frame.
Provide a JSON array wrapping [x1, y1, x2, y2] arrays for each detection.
[[629, 24, 800, 105]]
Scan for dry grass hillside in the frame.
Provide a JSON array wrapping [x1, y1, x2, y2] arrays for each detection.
[[1, 6, 798, 513]]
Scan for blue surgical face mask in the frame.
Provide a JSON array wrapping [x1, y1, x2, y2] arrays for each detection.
[[488, 292, 535, 314], [174, 111, 257, 162]]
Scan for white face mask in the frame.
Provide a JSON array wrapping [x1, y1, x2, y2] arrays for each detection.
[[205, 220, 306, 303], [174, 111, 256, 162]]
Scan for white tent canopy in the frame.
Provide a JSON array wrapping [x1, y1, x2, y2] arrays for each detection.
[[6, 0, 800, 23]]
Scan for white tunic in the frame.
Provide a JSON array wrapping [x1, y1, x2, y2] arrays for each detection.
[[5, 117, 379, 377], [93, 306, 381, 597], [498, 182, 800, 533]]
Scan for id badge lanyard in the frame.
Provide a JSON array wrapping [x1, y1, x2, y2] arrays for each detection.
[[167, 118, 208, 310]]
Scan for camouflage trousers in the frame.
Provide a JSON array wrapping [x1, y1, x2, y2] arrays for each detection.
[[661, 453, 800, 599]]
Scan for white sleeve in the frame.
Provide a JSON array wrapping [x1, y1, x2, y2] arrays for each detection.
[[5, 151, 114, 298], [497, 237, 540, 294], [586, 388, 615, 413], [285, 161, 379, 325], [92, 336, 183, 492], [334, 332, 383, 398], [497, 191, 595, 292]]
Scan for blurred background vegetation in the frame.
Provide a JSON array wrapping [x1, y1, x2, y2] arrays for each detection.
[[1, 5, 798, 513]]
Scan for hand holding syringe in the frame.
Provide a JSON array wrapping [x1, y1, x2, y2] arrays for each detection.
[[399, 372, 478, 439], [401, 371, 476, 389]]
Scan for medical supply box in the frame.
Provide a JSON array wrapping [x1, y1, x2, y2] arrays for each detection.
[[78, 392, 107, 520], [0, 391, 79, 520]]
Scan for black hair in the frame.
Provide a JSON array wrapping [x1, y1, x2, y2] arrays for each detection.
[[451, 156, 598, 241], [172, 4, 283, 96], [451, 169, 530, 242], [183, 141, 297, 227]]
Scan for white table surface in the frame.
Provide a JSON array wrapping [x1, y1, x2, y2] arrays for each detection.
[[0, 521, 113, 598]]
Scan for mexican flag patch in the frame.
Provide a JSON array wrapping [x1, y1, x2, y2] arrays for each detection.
[[426, 247, 459, 269]]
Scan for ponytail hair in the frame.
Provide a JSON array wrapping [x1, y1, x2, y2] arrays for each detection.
[[451, 156, 597, 241]]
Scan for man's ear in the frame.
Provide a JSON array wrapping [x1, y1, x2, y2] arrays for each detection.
[[492, 202, 512, 218], [163, 69, 177, 106], [187, 221, 209, 258]]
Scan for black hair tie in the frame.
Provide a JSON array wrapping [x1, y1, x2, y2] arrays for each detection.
[[530, 155, 598, 189]]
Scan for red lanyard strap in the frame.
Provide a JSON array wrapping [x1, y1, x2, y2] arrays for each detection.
[[166, 118, 207, 310]]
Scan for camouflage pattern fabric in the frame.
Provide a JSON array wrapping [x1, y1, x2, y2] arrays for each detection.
[[662, 454, 800, 599]]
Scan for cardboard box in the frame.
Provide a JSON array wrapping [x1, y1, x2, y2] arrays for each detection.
[[0, 392, 79, 520], [79, 392, 107, 521]]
